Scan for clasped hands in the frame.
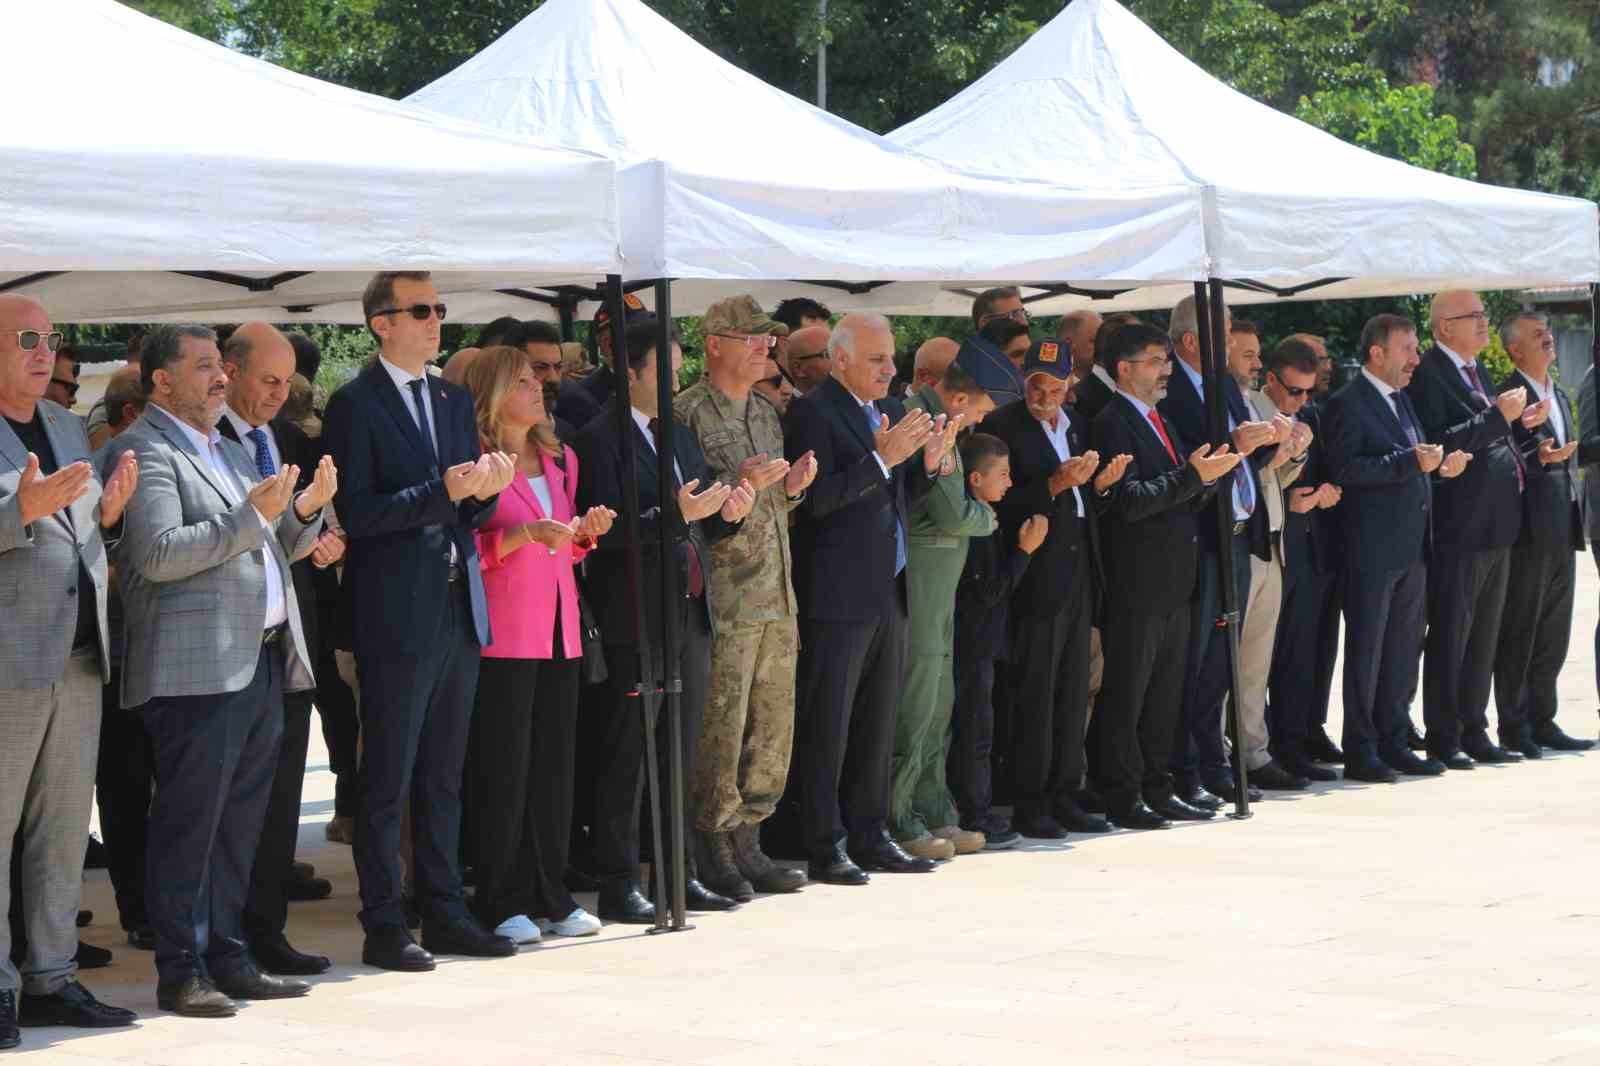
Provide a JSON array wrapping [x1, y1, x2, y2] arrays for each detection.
[[445, 451, 516, 503], [523, 506, 617, 552], [1411, 443, 1471, 478], [248, 455, 339, 522], [872, 409, 966, 473], [738, 449, 819, 499]]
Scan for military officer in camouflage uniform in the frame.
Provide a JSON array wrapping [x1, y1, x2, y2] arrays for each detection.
[[889, 361, 1000, 859], [674, 297, 818, 897]]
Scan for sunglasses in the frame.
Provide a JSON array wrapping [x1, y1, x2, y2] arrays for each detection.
[[978, 307, 1030, 329], [50, 377, 80, 396], [1282, 384, 1313, 398], [9, 330, 64, 353], [713, 332, 778, 350], [374, 303, 448, 322]]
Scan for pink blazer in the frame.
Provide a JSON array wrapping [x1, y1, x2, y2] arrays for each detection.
[[476, 446, 590, 660]]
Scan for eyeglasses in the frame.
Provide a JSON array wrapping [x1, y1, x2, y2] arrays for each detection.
[[50, 378, 80, 397], [713, 332, 777, 350], [978, 307, 1030, 329], [374, 303, 448, 322], [8, 330, 64, 353], [1442, 311, 1488, 324], [1123, 354, 1170, 370]]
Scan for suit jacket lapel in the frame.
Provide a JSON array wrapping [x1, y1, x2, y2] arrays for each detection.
[[0, 406, 75, 536], [366, 363, 431, 464], [145, 407, 235, 505], [1115, 394, 1173, 469], [821, 377, 877, 456], [1431, 348, 1486, 411], [1355, 376, 1411, 449]]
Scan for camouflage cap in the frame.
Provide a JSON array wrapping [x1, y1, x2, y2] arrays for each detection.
[[702, 295, 789, 337]]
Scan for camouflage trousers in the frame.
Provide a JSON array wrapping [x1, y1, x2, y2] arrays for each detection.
[[692, 617, 799, 833]]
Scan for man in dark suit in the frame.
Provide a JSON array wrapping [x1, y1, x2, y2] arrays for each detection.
[[218, 323, 346, 976], [574, 317, 754, 921], [984, 340, 1127, 838], [322, 272, 518, 972], [1158, 296, 1285, 808], [779, 313, 954, 885], [1406, 290, 1537, 768], [1089, 322, 1242, 829], [554, 294, 648, 430], [1325, 313, 1469, 782], [1492, 313, 1592, 755]]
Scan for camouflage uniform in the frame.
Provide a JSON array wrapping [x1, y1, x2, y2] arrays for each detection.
[[675, 378, 802, 833], [889, 385, 996, 841]]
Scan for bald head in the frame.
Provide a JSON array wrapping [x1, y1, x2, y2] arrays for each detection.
[[912, 337, 959, 389], [222, 322, 296, 428], [443, 347, 481, 386], [0, 295, 54, 417], [1428, 289, 1490, 359], [0, 294, 48, 330], [783, 324, 832, 393], [1057, 310, 1103, 374]]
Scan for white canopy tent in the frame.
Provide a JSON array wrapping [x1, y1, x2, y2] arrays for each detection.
[[403, 0, 1203, 317], [0, 0, 624, 324], [884, 0, 1599, 317]]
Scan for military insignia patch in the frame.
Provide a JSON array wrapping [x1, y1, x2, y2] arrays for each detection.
[[1039, 342, 1059, 363]]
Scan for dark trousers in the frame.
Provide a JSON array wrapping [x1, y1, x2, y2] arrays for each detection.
[[95, 671, 153, 932], [1423, 547, 1510, 752], [1009, 571, 1092, 821], [353, 577, 479, 933], [949, 654, 996, 830], [1172, 534, 1252, 789], [1094, 602, 1189, 812], [242, 690, 312, 945], [585, 605, 710, 884], [1494, 545, 1576, 745], [1268, 561, 1341, 757], [788, 600, 908, 862], [141, 644, 283, 986], [1341, 562, 1425, 763], [314, 597, 360, 819], [468, 653, 582, 925]]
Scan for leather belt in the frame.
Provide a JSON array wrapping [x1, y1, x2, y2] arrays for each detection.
[[262, 624, 287, 647], [1231, 521, 1249, 536], [446, 565, 464, 583], [1268, 529, 1282, 548]]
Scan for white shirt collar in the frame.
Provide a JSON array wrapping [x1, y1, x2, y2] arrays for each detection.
[[1036, 405, 1071, 435], [149, 401, 221, 455], [1092, 365, 1116, 389], [223, 405, 268, 441], [630, 406, 656, 438], [1435, 341, 1476, 371], [1175, 356, 1203, 390], [1116, 387, 1155, 419], [1361, 367, 1399, 400], [378, 354, 427, 387]]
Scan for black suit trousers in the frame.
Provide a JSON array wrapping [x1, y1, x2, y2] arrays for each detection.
[[1493, 545, 1576, 744], [1267, 564, 1341, 757], [791, 598, 908, 861], [468, 651, 582, 926], [585, 603, 710, 884], [242, 690, 313, 944], [95, 671, 153, 931], [1172, 533, 1252, 788], [1341, 563, 1425, 763], [353, 577, 479, 933], [1094, 602, 1189, 812], [1009, 555, 1092, 821], [1423, 547, 1510, 751], [141, 644, 283, 986], [948, 653, 996, 829], [314, 594, 360, 818]]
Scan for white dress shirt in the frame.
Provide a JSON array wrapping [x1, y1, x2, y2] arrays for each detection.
[[223, 407, 281, 473], [151, 403, 287, 629], [1036, 408, 1085, 518], [526, 474, 554, 517], [631, 407, 685, 483], [380, 355, 458, 564], [1525, 373, 1567, 446]]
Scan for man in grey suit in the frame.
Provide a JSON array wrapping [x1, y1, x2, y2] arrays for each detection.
[[0, 295, 139, 1048], [113, 325, 335, 1019]]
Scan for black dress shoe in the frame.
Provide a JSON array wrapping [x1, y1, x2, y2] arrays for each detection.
[[1107, 801, 1170, 831], [598, 884, 657, 925], [128, 925, 157, 951], [1247, 761, 1310, 791], [1074, 787, 1108, 814], [420, 917, 518, 957], [0, 990, 17, 1049], [682, 878, 739, 912], [1508, 738, 1544, 760], [1304, 730, 1344, 764], [76, 908, 93, 928], [807, 846, 869, 886], [1178, 785, 1225, 811], [851, 836, 937, 873], [1146, 794, 1216, 821], [284, 876, 332, 902], [1407, 724, 1427, 752], [1533, 725, 1595, 751], [1277, 754, 1338, 782], [74, 941, 112, 969], [18, 979, 136, 1028], [156, 975, 237, 1018], [1431, 748, 1475, 771], [251, 934, 331, 976], [1013, 813, 1068, 840], [1054, 799, 1112, 834], [212, 964, 310, 1001], [362, 926, 436, 972], [1382, 750, 1446, 776], [1343, 757, 1398, 783], [1463, 738, 1522, 764]]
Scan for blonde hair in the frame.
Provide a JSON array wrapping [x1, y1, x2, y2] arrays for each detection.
[[464, 345, 562, 458]]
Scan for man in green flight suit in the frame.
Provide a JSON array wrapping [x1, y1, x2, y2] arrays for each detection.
[[675, 296, 818, 898], [888, 346, 1003, 859]]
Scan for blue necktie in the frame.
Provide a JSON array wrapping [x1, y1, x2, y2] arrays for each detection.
[[408, 378, 439, 469], [862, 402, 907, 576], [246, 426, 275, 478]]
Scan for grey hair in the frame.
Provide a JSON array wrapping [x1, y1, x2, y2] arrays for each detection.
[[828, 313, 893, 362], [1056, 309, 1100, 343], [1499, 311, 1547, 352], [1168, 295, 1199, 343], [140, 325, 218, 396]]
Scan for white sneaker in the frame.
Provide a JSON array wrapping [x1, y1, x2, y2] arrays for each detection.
[[537, 907, 602, 938], [493, 914, 542, 945]]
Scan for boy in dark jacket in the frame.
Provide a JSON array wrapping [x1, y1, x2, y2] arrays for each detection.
[[948, 433, 1047, 850]]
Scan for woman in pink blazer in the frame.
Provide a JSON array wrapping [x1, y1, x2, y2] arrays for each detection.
[[462, 347, 613, 944]]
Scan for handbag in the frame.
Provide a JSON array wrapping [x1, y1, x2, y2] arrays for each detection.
[[576, 590, 608, 685]]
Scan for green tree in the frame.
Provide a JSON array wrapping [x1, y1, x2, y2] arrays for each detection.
[[1294, 78, 1478, 178]]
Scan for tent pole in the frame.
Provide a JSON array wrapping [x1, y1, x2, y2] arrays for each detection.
[[1591, 284, 1599, 380], [1194, 280, 1252, 820], [557, 297, 577, 343], [602, 275, 669, 934], [651, 277, 690, 932]]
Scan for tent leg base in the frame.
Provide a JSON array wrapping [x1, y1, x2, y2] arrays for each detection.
[[1225, 811, 1253, 821]]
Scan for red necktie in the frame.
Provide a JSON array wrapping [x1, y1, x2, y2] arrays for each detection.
[[1147, 409, 1178, 465]]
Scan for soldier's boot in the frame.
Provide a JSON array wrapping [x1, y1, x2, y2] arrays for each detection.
[[731, 823, 808, 894], [695, 830, 755, 902]]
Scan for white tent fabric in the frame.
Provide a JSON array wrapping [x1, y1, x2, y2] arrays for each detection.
[[405, 0, 1203, 293], [887, 0, 1599, 313], [0, 0, 623, 322]]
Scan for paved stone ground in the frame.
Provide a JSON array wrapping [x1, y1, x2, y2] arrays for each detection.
[[15, 562, 1600, 1065]]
